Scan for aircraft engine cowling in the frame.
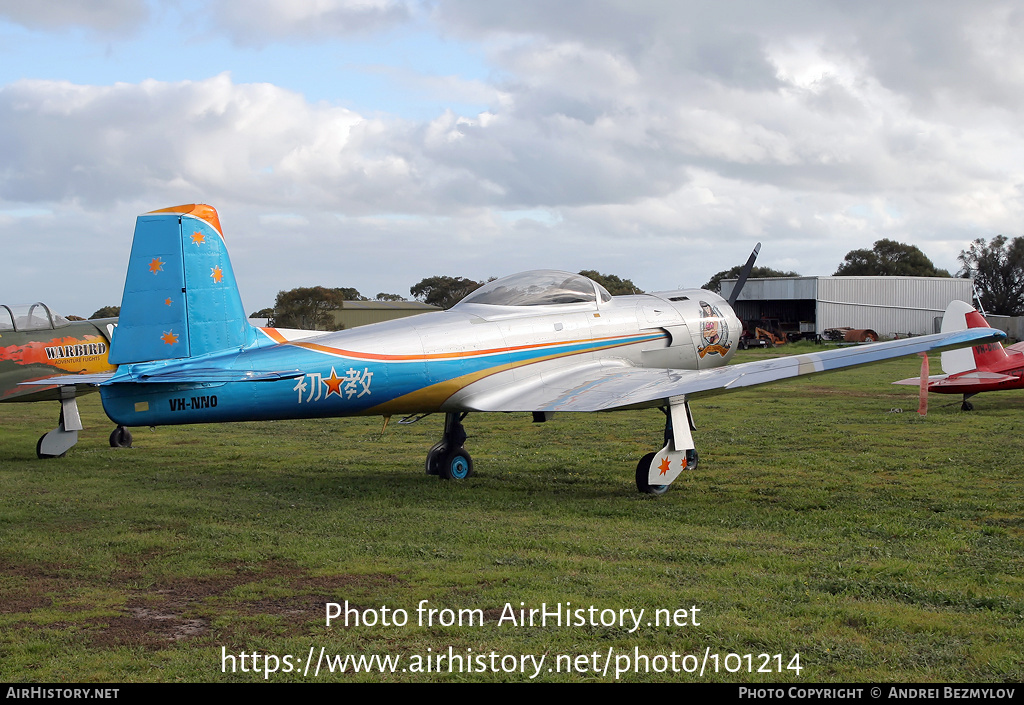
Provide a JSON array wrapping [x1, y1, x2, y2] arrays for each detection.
[[639, 290, 740, 370]]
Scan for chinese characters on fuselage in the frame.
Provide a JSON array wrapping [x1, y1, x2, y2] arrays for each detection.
[[293, 366, 373, 403]]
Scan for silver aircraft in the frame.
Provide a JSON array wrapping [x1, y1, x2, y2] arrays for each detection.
[[26, 205, 1005, 493]]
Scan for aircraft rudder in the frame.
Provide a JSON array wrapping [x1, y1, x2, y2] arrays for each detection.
[[939, 300, 1006, 375], [179, 206, 254, 356]]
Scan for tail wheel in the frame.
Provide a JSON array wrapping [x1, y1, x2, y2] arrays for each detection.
[[441, 448, 473, 480], [635, 452, 668, 495], [109, 426, 133, 448]]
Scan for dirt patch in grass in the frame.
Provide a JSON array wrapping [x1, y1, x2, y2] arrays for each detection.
[[4, 590, 55, 614], [0, 560, 73, 613], [90, 607, 209, 648], [4, 559, 402, 649], [103, 565, 401, 647]]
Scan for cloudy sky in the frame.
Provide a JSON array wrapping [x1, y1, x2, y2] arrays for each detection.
[[2, 0, 1023, 317]]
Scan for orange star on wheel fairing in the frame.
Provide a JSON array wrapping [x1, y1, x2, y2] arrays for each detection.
[[211, 266, 223, 283], [161, 331, 179, 345], [658, 456, 671, 476], [324, 368, 344, 397], [149, 257, 164, 274], [191, 231, 205, 246]]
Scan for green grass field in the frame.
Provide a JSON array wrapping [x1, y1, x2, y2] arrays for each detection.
[[1, 348, 1022, 682]]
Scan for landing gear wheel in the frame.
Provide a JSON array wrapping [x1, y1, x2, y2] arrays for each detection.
[[686, 448, 699, 470], [109, 426, 133, 448], [428, 412, 473, 481], [36, 434, 66, 459], [635, 452, 668, 495], [425, 441, 447, 475], [440, 448, 474, 480], [961, 400, 974, 411]]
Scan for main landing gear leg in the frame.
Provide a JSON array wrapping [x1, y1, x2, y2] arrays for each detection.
[[37, 389, 83, 459], [635, 399, 698, 495], [425, 412, 474, 480]]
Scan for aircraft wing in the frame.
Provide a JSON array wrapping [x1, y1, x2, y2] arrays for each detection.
[[459, 328, 1006, 412]]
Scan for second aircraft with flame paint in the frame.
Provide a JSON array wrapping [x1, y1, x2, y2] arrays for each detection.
[[28, 205, 1005, 493]]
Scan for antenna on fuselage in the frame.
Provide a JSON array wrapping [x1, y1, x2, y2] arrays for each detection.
[[727, 242, 761, 307]]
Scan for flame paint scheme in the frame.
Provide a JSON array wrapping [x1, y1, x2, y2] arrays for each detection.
[[25, 205, 1006, 493], [894, 300, 1024, 411], [0, 302, 121, 456], [1, 305, 114, 401]]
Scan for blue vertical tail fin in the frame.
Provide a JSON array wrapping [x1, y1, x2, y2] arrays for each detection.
[[109, 204, 255, 365]]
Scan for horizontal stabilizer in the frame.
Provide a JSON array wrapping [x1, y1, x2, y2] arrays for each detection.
[[21, 369, 301, 386], [131, 367, 303, 383], [892, 374, 949, 386], [928, 372, 1018, 388], [19, 373, 116, 387]]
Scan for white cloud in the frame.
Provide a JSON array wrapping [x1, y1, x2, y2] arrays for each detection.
[[0, 74, 406, 211], [0, 0, 148, 34], [4, 1, 1024, 314], [209, 0, 413, 46]]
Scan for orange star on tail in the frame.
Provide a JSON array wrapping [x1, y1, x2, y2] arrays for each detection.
[[149, 257, 164, 274], [211, 266, 223, 283], [161, 331, 179, 345], [191, 231, 205, 246]]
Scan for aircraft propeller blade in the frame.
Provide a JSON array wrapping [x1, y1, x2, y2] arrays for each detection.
[[918, 352, 929, 416], [727, 242, 762, 307]]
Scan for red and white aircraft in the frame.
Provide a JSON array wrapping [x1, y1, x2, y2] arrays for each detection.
[[895, 300, 1024, 411]]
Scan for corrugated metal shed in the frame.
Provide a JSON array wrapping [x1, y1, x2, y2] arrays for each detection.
[[721, 276, 974, 337], [980, 314, 1024, 340], [729, 277, 820, 301]]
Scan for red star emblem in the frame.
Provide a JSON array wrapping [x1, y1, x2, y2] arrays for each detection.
[[149, 257, 164, 274], [324, 367, 344, 397], [191, 231, 205, 246], [161, 330, 179, 345], [658, 457, 671, 476], [211, 266, 223, 283]]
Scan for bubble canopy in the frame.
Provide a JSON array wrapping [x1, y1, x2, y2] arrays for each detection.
[[457, 270, 612, 307], [0, 302, 71, 331]]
